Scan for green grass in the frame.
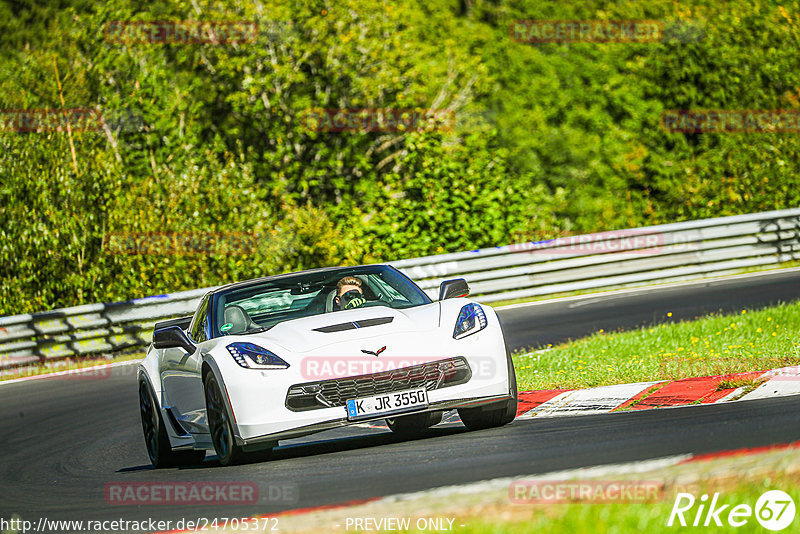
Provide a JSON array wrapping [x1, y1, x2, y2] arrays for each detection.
[[453, 475, 800, 534], [716, 376, 767, 391], [514, 301, 800, 391]]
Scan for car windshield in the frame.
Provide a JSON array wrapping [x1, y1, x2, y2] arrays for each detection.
[[211, 265, 431, 337]]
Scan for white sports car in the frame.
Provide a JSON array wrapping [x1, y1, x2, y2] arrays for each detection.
[[138, 264, 517, 467]]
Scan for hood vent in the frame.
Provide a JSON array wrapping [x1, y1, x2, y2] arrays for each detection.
[[313, 316, 394, 333]]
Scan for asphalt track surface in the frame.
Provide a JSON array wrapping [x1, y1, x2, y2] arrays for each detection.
[[500, 268, 800, 349], [3, 269, 800, 529]]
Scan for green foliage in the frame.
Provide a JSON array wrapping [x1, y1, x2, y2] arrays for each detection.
[[0, 0, 798, 314]]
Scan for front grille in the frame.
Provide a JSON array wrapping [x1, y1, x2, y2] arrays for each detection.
[[285, 356, 471, 412]]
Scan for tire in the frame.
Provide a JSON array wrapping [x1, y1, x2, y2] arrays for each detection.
[[204, 372, 244, 466], [386, 411, 443, 434], [139, 379, 206, 468], [458, 344, 518, 431]]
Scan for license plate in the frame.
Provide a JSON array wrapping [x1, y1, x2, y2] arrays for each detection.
[[346, 388, 428, 420]]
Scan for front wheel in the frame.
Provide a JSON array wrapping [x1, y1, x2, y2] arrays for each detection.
[[139, 379, 205, 468], [386, 411, 443, 434], [458, 345, 518, 431], [204, 372, 244, 466]]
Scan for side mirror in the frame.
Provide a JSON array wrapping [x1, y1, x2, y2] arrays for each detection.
[[439, 278, 470, 300], [153, 326, 196, 354]]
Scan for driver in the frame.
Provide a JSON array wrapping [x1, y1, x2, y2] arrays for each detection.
[[334, 276, 367, 310]]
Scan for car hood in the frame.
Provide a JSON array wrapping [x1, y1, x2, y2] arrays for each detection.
[[236, 303, 441, 354]]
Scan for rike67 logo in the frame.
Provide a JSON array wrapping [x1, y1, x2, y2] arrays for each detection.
[[668, 490, 796, 531]]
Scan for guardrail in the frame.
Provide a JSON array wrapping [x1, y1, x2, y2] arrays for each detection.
[[2, 208, 800, 370]]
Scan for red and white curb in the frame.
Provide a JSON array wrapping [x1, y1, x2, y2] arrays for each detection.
[[354, 366, 800, 430], [516, 365, 800, 419], [335, 440, 800, 508], [151, 456, 689, 534], [518, 381, 662, 418], [156, 440, 800, 533]]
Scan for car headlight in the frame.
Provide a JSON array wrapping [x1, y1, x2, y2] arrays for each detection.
[[226, 342, 290, 369], [453, 303, 487, 339]]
